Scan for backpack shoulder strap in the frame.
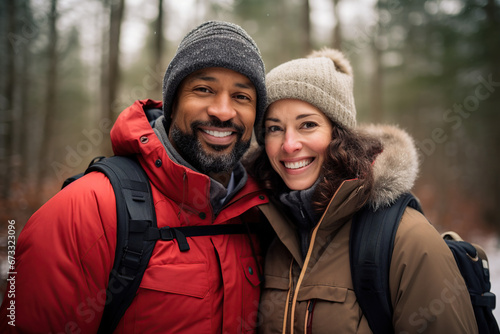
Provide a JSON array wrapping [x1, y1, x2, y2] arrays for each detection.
[[349, 193, 422, 334], [82, 155, 267, 331], [86, 155, 157, 334]]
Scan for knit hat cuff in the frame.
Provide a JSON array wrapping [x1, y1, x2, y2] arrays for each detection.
[[267, 80, 356, 127], [256, 81, 356, 143]]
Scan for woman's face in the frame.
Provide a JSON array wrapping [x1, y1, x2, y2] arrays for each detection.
[[264, 99, 333, 190]]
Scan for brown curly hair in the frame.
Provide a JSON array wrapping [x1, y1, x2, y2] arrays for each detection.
[[244, 124, 382, 213]]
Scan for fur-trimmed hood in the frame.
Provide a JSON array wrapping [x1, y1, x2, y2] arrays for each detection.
[[358, 124, 420, 210]]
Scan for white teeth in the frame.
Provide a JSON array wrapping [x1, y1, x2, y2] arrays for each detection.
[[284, 159, 312, 169], [203, 129, 232, 137]]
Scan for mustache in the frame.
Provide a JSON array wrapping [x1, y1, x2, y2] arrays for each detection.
[[191, 119, 245, 135]]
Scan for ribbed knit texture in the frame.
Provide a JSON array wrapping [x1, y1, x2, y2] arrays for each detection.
[[256, 48, 356, 144], [162, 21, 266, 133]]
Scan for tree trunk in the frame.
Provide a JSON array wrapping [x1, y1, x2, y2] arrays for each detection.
[[1, 0, 17, 199], [332, 0, 342, 50], [370, 39, 383, 122], [37, 0, 58, 198], [370, 2, 384, 122], [154, 0, 164, 70], [100, 0, 125, 155], [483, 0, 500, 228], [301, 0, 311, 55], [100, 0, 110, 130], [107, 0, 125, 116], [18, 0, 32, 181]]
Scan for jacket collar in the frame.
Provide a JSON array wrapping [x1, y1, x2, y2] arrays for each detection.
[[315, 124, 420, 229], [361, 124, 420, 209], [259, 179, 363, 266]]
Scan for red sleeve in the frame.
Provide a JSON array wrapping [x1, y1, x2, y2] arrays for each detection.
[[0, 172, 117, 333]]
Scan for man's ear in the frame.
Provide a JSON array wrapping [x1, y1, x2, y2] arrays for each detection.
[[166, 98, 177, 139], [170, 99, 177, 120]]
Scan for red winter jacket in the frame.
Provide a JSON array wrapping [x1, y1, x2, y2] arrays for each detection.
[[0, 99, 269, 333]]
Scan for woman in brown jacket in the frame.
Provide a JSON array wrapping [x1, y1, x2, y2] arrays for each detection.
[[246, 48, 478, 333]]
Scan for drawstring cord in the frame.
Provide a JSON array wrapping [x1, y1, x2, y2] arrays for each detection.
[[178, 171, 187, 221]]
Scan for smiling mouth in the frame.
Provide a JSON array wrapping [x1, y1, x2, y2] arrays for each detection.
[[283, 158, 313, 169], [202, 129, 233, 137]]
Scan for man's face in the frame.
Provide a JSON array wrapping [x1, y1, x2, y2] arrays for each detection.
[[169, 67, 257, 174]]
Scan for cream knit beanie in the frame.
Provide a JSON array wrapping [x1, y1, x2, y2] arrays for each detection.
[[257, 48, 356, 144]]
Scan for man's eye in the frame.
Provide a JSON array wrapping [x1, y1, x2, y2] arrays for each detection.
[[194, 87, 211, 93], [235, 94, 250, 101]]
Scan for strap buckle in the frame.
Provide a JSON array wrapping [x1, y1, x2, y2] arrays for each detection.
[[159, 227, 174, 241], [121, 247, 143, 271]]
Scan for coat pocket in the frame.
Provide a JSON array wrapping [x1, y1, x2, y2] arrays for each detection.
[[121, 263, 212, 333], [240, 256, 264, 333], [240, 255, 263, 287], [263, 274, 290, 290], [296, 285, 348, 303], [139, 263, 209, 298], [296, 286, 362, 334]]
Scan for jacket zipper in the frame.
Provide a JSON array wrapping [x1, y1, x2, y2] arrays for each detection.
[[177, 171, 187, 220], [299, 203, 306, 220], [304, 299, 316, 334], [283, 260, 294, 334], [268, 181, 364, 334], [176, 171, 215, 221], [289, 219, 321, 334]]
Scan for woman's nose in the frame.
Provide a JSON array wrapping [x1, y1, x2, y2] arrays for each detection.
[[282, 130, 302, 153]]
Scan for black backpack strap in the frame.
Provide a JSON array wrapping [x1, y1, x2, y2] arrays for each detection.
[[144, 224, 259, 252], [83, 155, 265, 332], [61, 156, 106, 189], [349, 193, 422, 334], [85, 156, 157, 334]]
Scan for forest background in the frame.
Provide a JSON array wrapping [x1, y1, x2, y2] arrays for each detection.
[[0, 0, 499, 307]]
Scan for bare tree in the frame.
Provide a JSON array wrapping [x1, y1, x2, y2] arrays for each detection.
[[154, 0, 164, 70], [370, 4, 384, 122], [370, 40, 383, 122], [100, 0, 125, 154], [332, 0, 342, 50], [107, 0, 125, 117], [1, 0, 17, 199], [301, 0, 311, 54], [17, 0, 32, 182], [37, 0, 59, 195]]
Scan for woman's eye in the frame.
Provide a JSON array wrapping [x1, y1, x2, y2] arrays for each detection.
[[266, 125, 282, 133], [302, 122, 318, 129]]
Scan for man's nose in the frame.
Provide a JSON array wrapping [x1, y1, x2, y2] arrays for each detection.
[[207, 94, 236, 122]]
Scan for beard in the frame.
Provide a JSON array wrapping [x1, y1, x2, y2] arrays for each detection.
[[170, 119, 251, 174]]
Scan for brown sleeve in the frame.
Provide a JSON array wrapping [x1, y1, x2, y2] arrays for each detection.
[[390, 207, 478, 334]]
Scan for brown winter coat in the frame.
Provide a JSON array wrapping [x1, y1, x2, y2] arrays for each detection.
[[257, 125, 478, 334]]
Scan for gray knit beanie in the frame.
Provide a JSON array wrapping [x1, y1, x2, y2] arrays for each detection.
[[162, 21, 266, 132], [257, 48, 356, 144]]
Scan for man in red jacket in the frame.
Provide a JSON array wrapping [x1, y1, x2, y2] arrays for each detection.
[[0, 21, 268, 333]]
